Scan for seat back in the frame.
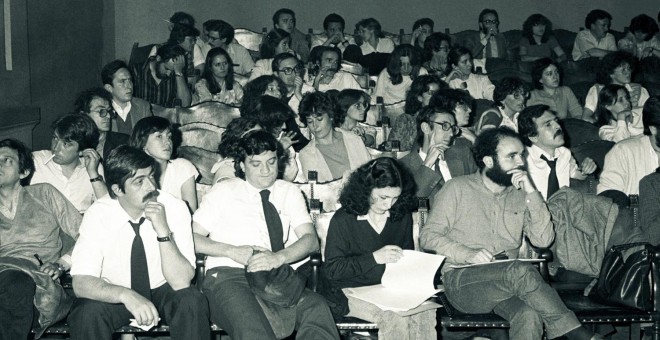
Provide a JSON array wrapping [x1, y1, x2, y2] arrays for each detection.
[[175, 101, 241, 127], [129, 42, 156, 68], [553, 29, 577, 58], [561, 118, 600, 147], [570, 139, 615, 177], [567, 81, 595, 106]]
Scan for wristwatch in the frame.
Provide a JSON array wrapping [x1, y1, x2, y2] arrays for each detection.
[[56, 263, 67, 273], [89, 175, 104, 183], [157, 232, 174, 242]]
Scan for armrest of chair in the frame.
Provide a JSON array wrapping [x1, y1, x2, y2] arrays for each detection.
[[309, 251, 322, 292], [194, 254, 207, 290], [651, 247, 660, 312], [534, 248, 554, 283]]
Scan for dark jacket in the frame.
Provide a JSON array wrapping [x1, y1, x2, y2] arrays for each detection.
[[102, 131, 129, 162]]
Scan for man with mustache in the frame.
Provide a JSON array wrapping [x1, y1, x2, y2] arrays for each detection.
[[310, 46, 362, 92], [68, 145, 209, 340], [518, 105, 597, 201], [421, 127, 602, 340]]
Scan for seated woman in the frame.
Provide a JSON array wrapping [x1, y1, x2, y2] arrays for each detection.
[[446, 46, 495, 100], [129, 116, 199, 211], [192, 47, 244, 106], [430, 88, 477, 143], [388, 75, 445, 150], [595, 84, 643, 142], [476, 77, 529, 133], [519, 14, 567, 62], [298, 92, 371, 182], [323, 157, 436, 340], [527, 58, 582, 119], [374, 44, 428, 105], [617, 14, 660, 60], [334, 89, 376, 147], [422, 32, 452, 78], [582, 51, 650, 122], [248, 29, 293, 81], [355, 18, 395, 75]]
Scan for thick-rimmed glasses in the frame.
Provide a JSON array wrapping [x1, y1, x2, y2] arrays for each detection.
[[430, 121, 460, 134], [91, 108, 116, 118], [278, 66, 303, 75]]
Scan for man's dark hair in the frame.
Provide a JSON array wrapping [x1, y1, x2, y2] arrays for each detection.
[[74, 87, 113, 113], [493, 77, 530, 108], [387, 44, 423, 85], [596, 51, 636, 85], [355, 18, 383, 38], [642, 96, 660, 135], [202, 47, 236, 93], [272, 52, 299, 73], [479, 9, 499, 23], [313, 46, 342, 66], [323, 13, 345, 31], [629, 14, 659, 41], [447, 46, 472, 70], [518, 104, 551, 146], [101, 60, 130, 86], [0, 138, 35, 186], [272, 8, 296, 27], [412, 18, 434, 32], [167, 24, 200, 45], [240, 75, 287, 114], [585, 9, 612, 29], [473, 126, 521, 170], [218, 117, 260, 158], [523, 14, 553, 44], [129, 116, 172, 150], [260, 29, 290, 59], [339, 157, 417, 221], [423, 32, 452, 62], [52, 114, 99, 151], [404, 74, 446, 115], [595, 84, 627, 128], [234, 130, 288, 179], [156, 43, 187, 61], [241, 96, 293, 136], [429, 88, 473, 115], [298, 92, 338, 127], [531, 58, 561, 90], [206, 20, 235, 44], [105, 145, 157, 198], [415, 106, 454, 148], [169, 12, 195, 28]]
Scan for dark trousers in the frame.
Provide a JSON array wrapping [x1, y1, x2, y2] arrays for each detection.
[[0, 270, 36, 340], [203, 266, 339, 340], [68, 283, 210, 340]]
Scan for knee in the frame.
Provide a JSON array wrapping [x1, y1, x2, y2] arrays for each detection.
[[0, 271, 35, 302], [509, 305, 542, 327], [506, 262, 543, 287], [172, 287, 209, 313]]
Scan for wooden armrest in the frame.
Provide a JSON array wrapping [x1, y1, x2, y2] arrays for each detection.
[[194, 254, 207, 290], [652, 247, 660, 312], [309, 251, 322, 292], [534, 248, 553, 283]]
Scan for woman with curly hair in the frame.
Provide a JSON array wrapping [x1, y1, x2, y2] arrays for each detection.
[[249, 29, 294, 81], [323, 157, 436, 340], [519, 14, 567, 62], [582, 51, 650, 122], [617, 14, 660, 59], [334, 89, 376, 147], [476, 77, 530, 134], [594, 84, 643, 142], [388, 74, 446, 150], [527, 58, 582, 119], [446, 46, 494, 100], [193, 47, 243, 105], [374, 44, 428, 104]]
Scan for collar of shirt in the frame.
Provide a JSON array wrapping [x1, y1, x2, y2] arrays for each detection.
[[0, 186, 22, 219], [112, 99, 132, 121]]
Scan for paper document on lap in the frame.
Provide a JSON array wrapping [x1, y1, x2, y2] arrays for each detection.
[[343, 250, 445, 311], [449, 258, 543, 269]]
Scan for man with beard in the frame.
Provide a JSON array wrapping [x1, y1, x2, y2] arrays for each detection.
[[461, 8, 510, 60], [420, 127, 602, 340], [310, 46, 362, 92], [598, 96, 660, 196], [68, 146, 209, 340], [518, 105, 597, 201], [132, 43, 192, 108]]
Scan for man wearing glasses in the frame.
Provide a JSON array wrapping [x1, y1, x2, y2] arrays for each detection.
[[74, 88, 129, 162], [398, 107, 477, 205], [272, 53, 314, 115], [462, 9, 510, 60], [194, 20, 255, 76]]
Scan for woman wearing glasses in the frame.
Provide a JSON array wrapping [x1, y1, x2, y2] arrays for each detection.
[[476, 77, 530, 134], [334, 89, 376, 147], [192, 47, 244, 106]]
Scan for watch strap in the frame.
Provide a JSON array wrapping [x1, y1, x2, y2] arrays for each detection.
[[157, 232, 174, 242], [90, 175, 104, 183]]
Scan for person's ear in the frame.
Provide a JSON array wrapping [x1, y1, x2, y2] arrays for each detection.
[[239, 161, 246, 173], [111, 184, 124, 197], [483, 155, 494, 168], [18, 169, 30, 181], [421, 122, 432, 134], [103, 83, 114, 93], [650, 126, 658, 135], [529, 134, 539, 144]]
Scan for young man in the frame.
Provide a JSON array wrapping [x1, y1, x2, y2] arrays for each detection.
[[272, 52, 314, 116], [398, 106, 477, 204], [0, 139, 82, 339], [273, 8, 310, 63], [310, 46, 361, 92], [194, 19, 254, 76], [68, 145, 209, 340], [101, 60, 153, 135], [572, 9, 617, 61], [310, 13, 355, 53], [518, 105, 597, 200], [420, 127, 602, 340], [193, 131, 338, 340], [461, 9, 510, 60], [132, 43, 192, 108], [30, 114, 107, 213], [74, 87, 129, 161]]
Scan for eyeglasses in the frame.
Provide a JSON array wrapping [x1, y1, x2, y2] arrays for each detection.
[[431, 121, 460, 133], [278, 66, 302, 75], [91, 108, 115, 118], [482, 20, 499, 25], [424, 89, 438, 96]]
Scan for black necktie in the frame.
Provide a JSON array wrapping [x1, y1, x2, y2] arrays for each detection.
[[434, 158, 445, 185], [540, 155, 560, 199], [260, 190, 284, 252], [130, 217, 151, 299]]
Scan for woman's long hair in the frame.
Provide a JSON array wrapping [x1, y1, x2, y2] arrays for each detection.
[[201, 47, 235, 94]]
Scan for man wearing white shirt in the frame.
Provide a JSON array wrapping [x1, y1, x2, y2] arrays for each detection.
[[310, 13, 355, 53], [310, 46, 362, 92], [518, 105, 597, 201], [193, 131, 338, 340], [68, 146, 209, 340], [193, 20, 255, 76], [101, 60, 153, 135]]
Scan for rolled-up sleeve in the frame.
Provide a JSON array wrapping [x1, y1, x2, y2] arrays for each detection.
[[522, 191, 555, 248]]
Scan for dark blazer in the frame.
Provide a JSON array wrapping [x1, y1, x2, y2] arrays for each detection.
[[462, 31, 510, 60], [399, 138, 478, 203], [102, 131, 129, 162]]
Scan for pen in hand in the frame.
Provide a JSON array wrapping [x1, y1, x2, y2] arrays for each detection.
[[34, 254, 44, 266]]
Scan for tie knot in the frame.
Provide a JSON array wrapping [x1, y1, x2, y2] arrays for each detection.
[[540, 155, 557, 167], [129, 217, 146, 235], [260, 189, 271, 201]]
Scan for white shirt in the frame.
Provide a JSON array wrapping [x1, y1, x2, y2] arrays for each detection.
[[161, 158, 199, 200], [194, 41, 255, 76], [316, 71, 362, 92], [448, 73, 495, 100], [70, 191, 196, 289], [374, 67, 428, 104], [31, 150, 104, 213], [526, 145, 581, 201], [360, 37, 395, 55], [584, 83, 650, 113], [572, 30, 617, 61], [597, 135, 659, 195], [418, 149, 452, 181], [112, 99, 132, 122], [193, 178, 312, 270], [248, 58, 273, 81]]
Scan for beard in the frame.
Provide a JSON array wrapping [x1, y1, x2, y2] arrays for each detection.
[[485, 158, 525, 187]]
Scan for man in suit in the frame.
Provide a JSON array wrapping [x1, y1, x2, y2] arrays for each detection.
[[74, 87, 129, 161], [102, 60, 153, 135], [461, 9, 510, 60], [398, 106, 478, 204]]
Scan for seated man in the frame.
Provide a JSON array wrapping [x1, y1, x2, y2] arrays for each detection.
[[102, 60, 153, 135], [68, 146, 209, 340], [310, 13, 355, 53], [398, 106, 477, 204], [193, 131, 339, 340], [0, 139, 82, 339], [572, 10, 617, 61], [132, 43, 192, 108], [272, 52, 314, 115], [461, 9, 510, 60], [420, 127, 602, 340], [31, 114, 107, 213], [310, 46, 362, 92], [74, 87, 129, 161], [598, 96, 660, 195], [273, 8, 310, 63], [518, 105, 597, 200], [194, 19, 255, 76]]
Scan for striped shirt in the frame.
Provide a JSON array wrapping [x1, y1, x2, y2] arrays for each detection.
[[131, 58, 179, 108]]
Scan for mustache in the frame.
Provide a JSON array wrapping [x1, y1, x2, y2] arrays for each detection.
[[143, 190, 159, 203], [554, 129, 564, 138]]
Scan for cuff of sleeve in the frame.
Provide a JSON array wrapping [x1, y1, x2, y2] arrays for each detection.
[[58, 255, 72, 268]]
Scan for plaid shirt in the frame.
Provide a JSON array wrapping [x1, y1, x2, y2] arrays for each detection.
[[132, 58, 179, 108]]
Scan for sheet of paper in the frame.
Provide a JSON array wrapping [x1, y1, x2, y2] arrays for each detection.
[[344, 285, 440, 311], [129, 318, 160, 331], [382, 250, 445, 291], [448, 258, 543, 269]]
